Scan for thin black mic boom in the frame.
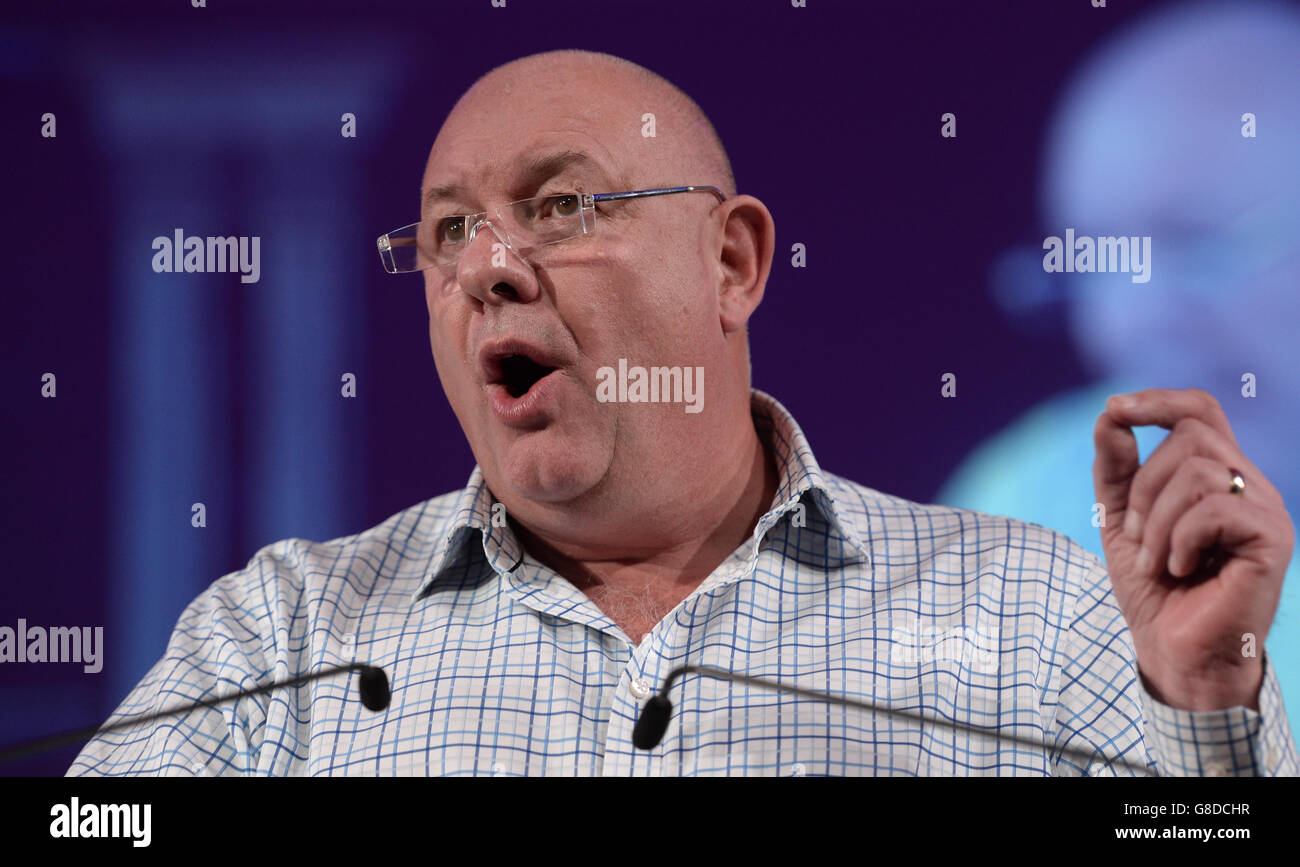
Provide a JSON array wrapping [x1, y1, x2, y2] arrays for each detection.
[[632, 664, 1153, 775], [0, 662, 389, 766]]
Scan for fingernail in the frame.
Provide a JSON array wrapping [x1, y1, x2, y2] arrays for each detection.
[[1108, 393, 1137, 410], [1136, 546, 1153, 574], [1123, 510, 1143, 541]]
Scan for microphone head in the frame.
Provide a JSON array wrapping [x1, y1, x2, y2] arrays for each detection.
[[632, 695, 673, 750], [358, 666, 391, 712]]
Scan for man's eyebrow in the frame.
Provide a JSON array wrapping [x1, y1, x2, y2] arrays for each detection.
[[422, 182, 465, 212], [517, 149, 604, 189], [421, 149, 611, 215]]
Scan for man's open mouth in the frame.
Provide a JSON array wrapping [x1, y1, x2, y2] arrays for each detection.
[[495, 353, 558, 398]]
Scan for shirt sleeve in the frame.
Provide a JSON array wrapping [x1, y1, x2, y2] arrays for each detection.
[[1051, 554, 1299, 776], [66, 548, 295, 777], [1136, 651, 1298, 776]]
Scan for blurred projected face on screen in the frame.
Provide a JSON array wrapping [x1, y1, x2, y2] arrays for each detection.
[[1043, 1, 1300, 387], [417, 54, 733, 515]]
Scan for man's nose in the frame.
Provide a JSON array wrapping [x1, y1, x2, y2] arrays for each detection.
[[455, 219, 541, 306]]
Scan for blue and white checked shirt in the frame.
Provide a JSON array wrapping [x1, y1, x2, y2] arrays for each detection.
[[70, 390, 1298, 776]]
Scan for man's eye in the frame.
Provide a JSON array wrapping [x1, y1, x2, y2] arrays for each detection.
[[535, 193, 579, 220], [436, 216, 467, 243], [552, 194, 580, 217]]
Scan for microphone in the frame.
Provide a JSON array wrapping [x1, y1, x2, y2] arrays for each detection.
[[0, 662, 389, 766], [632, 664, 1152, 775]]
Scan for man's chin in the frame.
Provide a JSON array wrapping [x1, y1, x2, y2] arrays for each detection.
[[490, 429, 609, 506]]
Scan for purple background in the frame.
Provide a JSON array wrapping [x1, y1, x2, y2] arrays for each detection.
[[1, 0, 1184, 774]]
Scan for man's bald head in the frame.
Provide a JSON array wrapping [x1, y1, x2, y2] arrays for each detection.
[[437, 49, 736, 199]]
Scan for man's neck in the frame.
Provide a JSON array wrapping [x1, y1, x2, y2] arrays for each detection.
[[511, 416, 780, 598]]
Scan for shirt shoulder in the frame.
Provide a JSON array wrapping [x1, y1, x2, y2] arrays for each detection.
[[135, 488, 472, 701], [818, 468, 1106, 592], [67, 490, 472, 776], [224, 489, 468, 607]]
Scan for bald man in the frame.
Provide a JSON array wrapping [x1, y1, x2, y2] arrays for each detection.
[[70, 50, 1297, 777]]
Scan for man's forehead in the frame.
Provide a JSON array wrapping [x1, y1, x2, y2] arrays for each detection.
[[425, 121, 621, 184], [423, 63, 651, 201]]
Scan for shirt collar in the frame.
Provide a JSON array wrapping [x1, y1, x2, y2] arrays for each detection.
[[745, 388, 873, 564], [412, 388, 870, 602]]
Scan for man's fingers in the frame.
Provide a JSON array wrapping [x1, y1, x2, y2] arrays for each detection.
[[1093, 405, 1140, 519], [1104, 388, 1238, 448], [1121, 417, 1255, 544], [1166, 493, 1276, 578], [1137, 457, 1239, 578], [1107, 391, 1281, 522]]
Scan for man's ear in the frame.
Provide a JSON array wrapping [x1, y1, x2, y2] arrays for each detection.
[[714, 195, 775, 334]]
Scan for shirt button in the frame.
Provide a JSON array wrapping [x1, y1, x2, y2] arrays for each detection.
[[191, 761, 204, 774], [629, 677, 652, 699], [341, 633, 354, 645], [1205, 762, 1229, 777]]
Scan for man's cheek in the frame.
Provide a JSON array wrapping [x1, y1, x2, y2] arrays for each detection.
[[428, 327, 473, 403], [558, 289, 635, 363]]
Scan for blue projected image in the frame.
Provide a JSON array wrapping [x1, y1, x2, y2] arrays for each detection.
[[939, 0, 1300, 730]]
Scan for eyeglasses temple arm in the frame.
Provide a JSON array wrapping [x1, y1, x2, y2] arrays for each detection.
[[592, 185, 726, 204]]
